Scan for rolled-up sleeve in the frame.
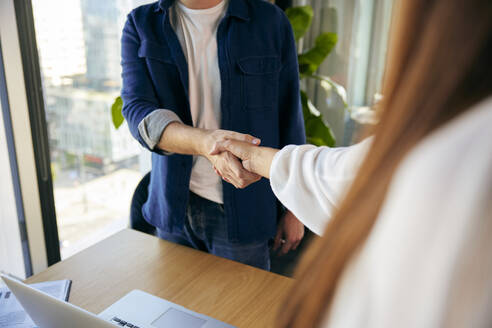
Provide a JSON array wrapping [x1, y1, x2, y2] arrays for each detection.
[[270, 138, 372, 235], [138, 109, 183, 154]]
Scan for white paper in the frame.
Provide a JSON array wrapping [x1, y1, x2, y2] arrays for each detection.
[[0, 279, 71, 328]]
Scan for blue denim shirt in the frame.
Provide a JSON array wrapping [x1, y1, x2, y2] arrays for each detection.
[[121, 0, 305, 243]]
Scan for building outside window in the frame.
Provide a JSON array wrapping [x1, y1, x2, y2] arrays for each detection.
[[32, 0, 153, 259]]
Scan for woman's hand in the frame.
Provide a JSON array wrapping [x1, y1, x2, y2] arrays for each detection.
[[201, 129, 261, 157], [209, 140, 279, 178], [203, 130, 262, 188], [157, 122, 263, 188], [209, 151, 261, 189]]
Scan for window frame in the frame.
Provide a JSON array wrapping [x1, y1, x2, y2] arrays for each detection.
[[13, 0, 60, 267], [0, 0, 60, 275]]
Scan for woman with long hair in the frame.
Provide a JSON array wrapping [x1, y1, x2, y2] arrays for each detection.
[[210, 0, 492, 326]]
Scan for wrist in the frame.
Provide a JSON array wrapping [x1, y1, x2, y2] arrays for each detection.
[[198, 129, 215, 157], [258, 147, 279, 178], [249, 146, 262, 173]]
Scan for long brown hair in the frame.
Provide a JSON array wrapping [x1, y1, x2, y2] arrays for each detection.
[[280, 0, 492, 326]]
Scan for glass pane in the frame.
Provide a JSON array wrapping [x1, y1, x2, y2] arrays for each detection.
[[31, 0, 154, 259], [298, 0, 394, 145], [303, 0, 357, 145]]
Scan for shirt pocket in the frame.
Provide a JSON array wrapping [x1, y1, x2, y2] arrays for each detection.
[[237, 56, 280, 111], [138, 40, 175, 65], [138, 40, 182, 104]]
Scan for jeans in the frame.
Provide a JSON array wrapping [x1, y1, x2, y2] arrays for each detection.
[[157, 192, 270, 271]]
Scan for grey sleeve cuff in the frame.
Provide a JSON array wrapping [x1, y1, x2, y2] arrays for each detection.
[[138, 109, 183, 154]]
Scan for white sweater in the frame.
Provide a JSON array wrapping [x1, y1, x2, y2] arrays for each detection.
[[270, 97, 492, 327]]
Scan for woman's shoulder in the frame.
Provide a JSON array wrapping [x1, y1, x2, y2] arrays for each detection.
[[395, 96, 492, 190], [323, 97, 492, 328]]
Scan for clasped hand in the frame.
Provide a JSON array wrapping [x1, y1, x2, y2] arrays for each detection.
[[205, 131, 305, 254], [204, 130, 261, 189]]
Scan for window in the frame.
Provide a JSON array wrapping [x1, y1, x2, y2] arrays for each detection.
[[31, 0, 153, 259], [299, 0, 394, 145]]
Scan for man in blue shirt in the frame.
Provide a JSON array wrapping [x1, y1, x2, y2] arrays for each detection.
[[121, 0, 306, 270]]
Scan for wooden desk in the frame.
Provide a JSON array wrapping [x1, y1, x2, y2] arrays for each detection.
[[26, 229, 294, 327]]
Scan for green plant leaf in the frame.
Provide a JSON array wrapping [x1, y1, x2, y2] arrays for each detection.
[[301, 90, 336, 147], [308, 74, 348, 107], [298, 32, 337, 76], [285, 6, 313, 42], [111, 96, 124, 129], [306, 137, 329, 147]]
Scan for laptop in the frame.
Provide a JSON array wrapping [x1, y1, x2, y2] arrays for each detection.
[[1, 274, 235, 328]]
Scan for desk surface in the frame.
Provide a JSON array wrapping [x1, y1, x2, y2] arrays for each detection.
[[26, 229, 294, 327]]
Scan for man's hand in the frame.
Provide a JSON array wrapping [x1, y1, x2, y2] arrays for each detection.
[[209, 139, 279, 178], [157, 123, 262, 188], [273, 210, 304, 255], [157, 123, 261, 158], [202, 129, 261, 155], [203, 130, 262, 189], [209, 151, 261, 189]]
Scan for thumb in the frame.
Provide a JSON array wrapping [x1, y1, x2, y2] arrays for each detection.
[[242, 159, 254, 172], [209, 140, 228, 155]]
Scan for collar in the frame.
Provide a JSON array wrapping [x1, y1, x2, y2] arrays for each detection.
[[154, 0, 250, 21]]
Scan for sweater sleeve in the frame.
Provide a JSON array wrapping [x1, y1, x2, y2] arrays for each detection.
[[138, 109, 183, 155], [269, 138, 372, 235]]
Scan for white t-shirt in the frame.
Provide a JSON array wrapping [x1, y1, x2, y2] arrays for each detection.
[[170, 0, 227, 204], [270, 97, 492, 327]]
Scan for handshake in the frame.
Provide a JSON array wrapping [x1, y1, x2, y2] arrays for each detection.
[[201, 129, 304, 254], [158, 124, 303, 254], [202, 129, 266, 189]]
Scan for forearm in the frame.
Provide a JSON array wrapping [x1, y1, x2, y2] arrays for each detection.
[[157, 122, 211, 156], [249, 146, 279, 179]]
